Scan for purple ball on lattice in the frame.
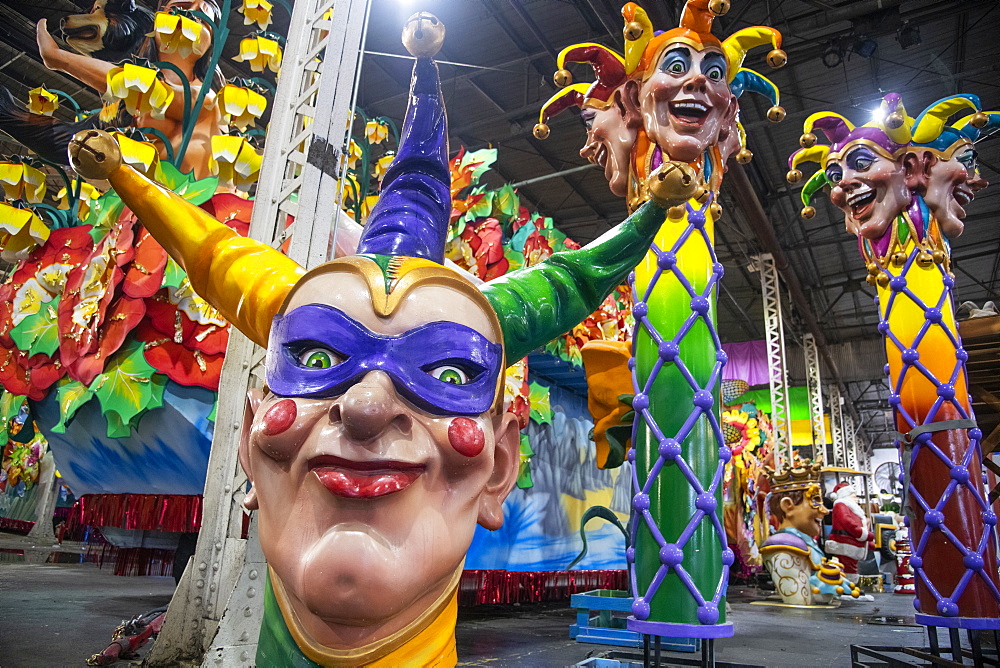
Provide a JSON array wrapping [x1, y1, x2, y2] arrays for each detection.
[[659, 340, 680, 361], [970, 427, 983, 441], [658, 251, 677, 270], [719, 446, 732, 463], [925, 307, 943, 323], [632, 597, 650, 620], [964, 553, 985, 571], [712, 262, 724, 277], [697, 603, 719, 625], [628, 357, 636, 371], [901, 349, 919, 364], [925, 510, 945, 528], [903, 514, 909, 527], [878, 321, 890, 334], [937, 383, 956, 399], [659, 438, 682, 460], [690, 296, 710, 315], [627, 448, 636, 463], [889, 276, 907, 291], [716, 349, 728, 365], [983, 510, 997, 526], [693, 390, 713, 410], [944, 275, 956, 288], [722, 547, 735, 566], [626, 546, 635, 563], [956, 348, 969, 362], [910, 554, 922, 568], [634, 492, 651, 511], [659, 543, 684, 567], [633, 393, 650, 411], [951, 466, 970, 484], [695, 492, 717, 513], [689, 209, 706, 228], [913, 598, 921, 611], [634, 302, 649, 318], [938, 599, 960, 617], [888, 393, 901, 407], [884, 364, 891, 376]]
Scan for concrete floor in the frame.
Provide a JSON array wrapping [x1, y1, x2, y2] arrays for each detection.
[[0, 532, 937, 667]]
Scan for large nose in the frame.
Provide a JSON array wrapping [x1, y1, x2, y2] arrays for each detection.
[[968, 174, 989, 193], [331, 371, 410, 442], [682, 73, 708, 94]]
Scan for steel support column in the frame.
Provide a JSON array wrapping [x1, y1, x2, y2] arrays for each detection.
[[803, 333, 827, 465], [828, 383, 846, 468], [145, 1, 371, 664], [758, 253, 793, 471]]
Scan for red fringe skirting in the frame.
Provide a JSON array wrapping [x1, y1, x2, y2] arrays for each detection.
[[86, 543, 175, 577], [459, 569, 627, 606], [0, 516, 34, 535], [67, 494, 202, 533]]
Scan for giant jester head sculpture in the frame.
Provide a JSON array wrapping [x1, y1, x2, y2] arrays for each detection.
[[787, 94, 913, 242], [621, 1, 785, 165], [906, 95, 999, 238], [68, 12, 664, 662], [532, 43, 640, 197]]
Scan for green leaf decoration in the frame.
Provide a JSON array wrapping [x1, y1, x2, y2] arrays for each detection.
[[9, 296, 60, 358], [162, 258, 186, 290], [604, 425, 631, 470], [158, 163, 219, 206], [466, 191, 494, 220], [51, 378, 95, 434], [207, 397, 217, 423], [528, 381, 552, 425], [493, 184, 519, 219], [83, 190, 125, 240], [516, 433, 534, 489], [103, 409, 132, 439], [465, 148, 497, 181], [88, 341, 168, 438], [0, 392, 27, 444]]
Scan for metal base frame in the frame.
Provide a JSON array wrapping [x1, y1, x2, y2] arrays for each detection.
[[594, 639, 764, 668], [851, 627, 1000, 667]]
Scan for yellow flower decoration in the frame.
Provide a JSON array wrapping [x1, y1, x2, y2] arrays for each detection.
[[153, 11, 205, 59], [55, 181, 103, 221], [347, 140, 362, 170], [104, 63, 175, 120], [239, 0, 273, 30], [0, 162, 46, 203], [0, 202, 49, 260], [217, 84, 268, 131], [360, 194, 379, 219], [341, 173, 359, 203], [365, 120, 388, 145], [27, 87, 59, 116], [110, 131, 160, 179], [234, 35, 282, 74], [374, 153, 395, 180], [209, 135, 263, 191]]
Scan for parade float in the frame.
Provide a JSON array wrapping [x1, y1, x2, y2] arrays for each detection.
[[787, 94, 1000, 629]]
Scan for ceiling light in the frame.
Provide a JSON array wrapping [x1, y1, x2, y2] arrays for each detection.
[[822, 43, 844, 69], [853, 36, 878, 59]]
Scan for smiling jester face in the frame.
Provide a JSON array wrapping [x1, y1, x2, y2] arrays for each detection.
[[640, 44, 737, 164], [909, 142, 988, 238], [239, 258, 520, 650], [825, 143, 910, 240], [579, 94, 639, 197]]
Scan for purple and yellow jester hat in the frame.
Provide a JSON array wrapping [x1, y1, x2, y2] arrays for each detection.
[[72, 14, 664, 418], [786, 93, 913, 219], [620, 0, 786, 83]]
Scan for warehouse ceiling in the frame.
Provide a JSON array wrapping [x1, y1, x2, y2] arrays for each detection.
[[0, 0, 997, 449]]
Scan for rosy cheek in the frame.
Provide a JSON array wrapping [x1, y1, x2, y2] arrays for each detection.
[[262, 399, 297, 436], [448, 417, 485, 458]]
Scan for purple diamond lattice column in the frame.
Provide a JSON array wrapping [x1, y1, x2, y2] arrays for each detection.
[[627, 197, 734, 639]]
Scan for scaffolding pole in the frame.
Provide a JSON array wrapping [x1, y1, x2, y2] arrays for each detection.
[[803, 333, 827, 465], [145, 1, 371, 664], [758, 253, 793, 471]]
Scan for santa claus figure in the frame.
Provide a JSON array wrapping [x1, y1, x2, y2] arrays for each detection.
[[826, 482, 874, 581]]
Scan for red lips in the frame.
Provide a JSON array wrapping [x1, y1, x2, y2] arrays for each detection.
[[309, 455, 425, 499]]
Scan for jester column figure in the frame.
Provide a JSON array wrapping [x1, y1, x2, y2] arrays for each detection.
[[67, 15, 670, 665], [536, 0, 786, 638], [788, 94, 1000, 627]]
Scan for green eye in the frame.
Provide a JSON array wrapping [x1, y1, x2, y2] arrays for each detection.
[[430, 365, 469, 385], [299, 348, 337, 369], [670, 62, 684, 73]]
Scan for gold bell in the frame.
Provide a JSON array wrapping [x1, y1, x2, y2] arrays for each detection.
[[877, 273, 890, 288], [624, 21, 644, 41], [932, 249, 947, 264], [799, 132, 817, 149], [767, 105, 786, 123], [737, 148, 753, 164], [891, 252, 907, 267], [708, 0, 731, 16], [710, 202, 723, 220], [647, 161, 699, 207], [800, 205, 816, 219], [786, 169, 802, 184], [866, 275, 877, 287], [885, 112, 905, 130], [970, 112, 989, 129], [667, 205, 687, 221], [867, 262, 880, 276], [916, 252, 933, 267], [532, 123, 550, 140], [766, 49, 787, 69], [694, 186, 710, 204], [402, 12, 446, 59], [553, 68, 572, 88]]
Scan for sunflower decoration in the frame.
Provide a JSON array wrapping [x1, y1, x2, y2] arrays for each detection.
[[722, 408, 762, 461]]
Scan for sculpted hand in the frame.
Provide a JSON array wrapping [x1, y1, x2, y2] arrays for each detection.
[[36, 19, 63, 71]]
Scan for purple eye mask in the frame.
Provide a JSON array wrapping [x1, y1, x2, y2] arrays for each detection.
[[266, 304, 503, 416]]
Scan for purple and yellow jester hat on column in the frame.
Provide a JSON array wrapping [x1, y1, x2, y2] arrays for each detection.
[[786, 93, 914, 219], [74, 15, 664, 418]]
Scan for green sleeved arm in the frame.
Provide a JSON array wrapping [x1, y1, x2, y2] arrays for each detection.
[[483, 200, 665, 365]]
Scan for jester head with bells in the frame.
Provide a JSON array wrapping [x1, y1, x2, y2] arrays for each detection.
[[531, 14, 784, 209], [787, 94, 998, 260], [68, 14, 665, 666]]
